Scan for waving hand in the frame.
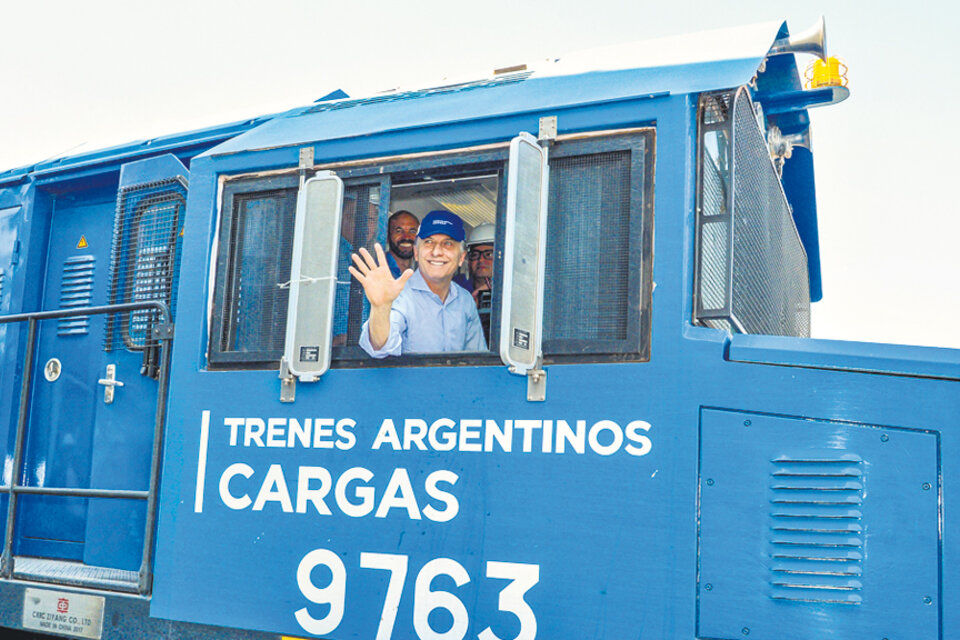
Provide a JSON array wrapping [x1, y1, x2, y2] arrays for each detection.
[[348, 243, 414, 307]]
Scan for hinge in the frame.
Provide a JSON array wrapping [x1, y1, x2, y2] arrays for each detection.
[[527, 367, 546, 402], [279, 358, 296, 403], [151, 323, 175, 340], [299, 147, 315, 170], [538, 116, 557, 142]]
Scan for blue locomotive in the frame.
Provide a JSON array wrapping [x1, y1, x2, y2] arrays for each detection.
[[0, 18, 955, 640]]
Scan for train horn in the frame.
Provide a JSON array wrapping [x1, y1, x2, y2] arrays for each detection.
[[768, 16, 827, 61]]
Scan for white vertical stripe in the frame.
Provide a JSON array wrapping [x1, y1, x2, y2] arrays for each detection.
[[194, 410, 211, 513]]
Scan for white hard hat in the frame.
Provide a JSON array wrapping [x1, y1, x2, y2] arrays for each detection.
[[466, 223, 495, 247]]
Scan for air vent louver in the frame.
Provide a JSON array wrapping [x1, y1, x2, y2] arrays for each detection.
[[57, 256, 95, 336], [768, 455, 864, 605]]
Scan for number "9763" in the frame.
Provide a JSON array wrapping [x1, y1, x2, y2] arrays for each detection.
[[296, 549, 539, 640]]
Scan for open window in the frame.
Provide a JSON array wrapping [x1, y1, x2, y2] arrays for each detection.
[[327, 156, 505, 364]]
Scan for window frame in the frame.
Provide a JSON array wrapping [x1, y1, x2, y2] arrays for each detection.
[[539, 131, 654, 363], [207, 128, 654, 370], [209, 174, 299, 366]]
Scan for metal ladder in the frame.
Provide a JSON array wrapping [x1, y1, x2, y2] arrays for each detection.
[[0, 301, 173, 595]]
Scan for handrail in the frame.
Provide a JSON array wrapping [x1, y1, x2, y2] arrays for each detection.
[[0, 301, 171, 324], [0, 300, 173, 595]]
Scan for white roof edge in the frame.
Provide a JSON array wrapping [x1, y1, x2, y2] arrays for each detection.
[[363, 20, 784, 97], [533, 20, 784, 78]]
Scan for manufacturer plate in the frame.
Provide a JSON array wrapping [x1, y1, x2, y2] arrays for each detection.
[[23, 587, 105, 639]]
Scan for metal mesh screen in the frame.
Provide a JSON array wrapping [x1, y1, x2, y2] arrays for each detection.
[[105, 180, 185, 350], [221, 189, 297, 354], [695, 89, 811, 337], [543, 151, 631, 343]]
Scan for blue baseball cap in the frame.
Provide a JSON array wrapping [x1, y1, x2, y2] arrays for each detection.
[[417, 210, 465, 242]]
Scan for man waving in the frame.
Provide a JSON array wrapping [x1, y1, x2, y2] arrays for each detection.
[[350, 210, 487, 358]]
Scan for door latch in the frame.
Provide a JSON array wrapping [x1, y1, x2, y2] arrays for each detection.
[[97, 364, 124, 404]]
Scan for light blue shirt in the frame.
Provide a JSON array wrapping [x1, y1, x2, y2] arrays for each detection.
[[359, 270, 487, 358]]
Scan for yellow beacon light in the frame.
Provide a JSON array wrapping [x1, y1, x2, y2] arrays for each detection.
[[805, 56, 848, 89]]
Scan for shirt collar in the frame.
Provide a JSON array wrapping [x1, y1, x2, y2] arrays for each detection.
[[408, 269, 461, 304]]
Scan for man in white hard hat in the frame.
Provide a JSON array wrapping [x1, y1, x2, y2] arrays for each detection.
[[454, 222, 494, 305], [454, 222, 494, 341]]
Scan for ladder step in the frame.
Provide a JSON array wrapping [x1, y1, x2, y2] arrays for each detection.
[[13, 556, 139, 594]]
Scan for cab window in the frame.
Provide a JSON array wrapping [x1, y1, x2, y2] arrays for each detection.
[[209, 129, 653, 369]]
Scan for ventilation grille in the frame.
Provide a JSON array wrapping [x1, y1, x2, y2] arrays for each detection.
[[302, 71, 532, 115], [0, 269, 5, 307], [768, 455, 864, 605], [105, 179, 186, 351], [57, 256, 95, 336]]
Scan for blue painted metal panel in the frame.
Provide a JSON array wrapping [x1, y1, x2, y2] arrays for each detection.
[[729, 333, 960, 380], [0, 201, 25, 544], [780, 147, 822, 301], [118, 154, 189, 189], [698, 408, 940, 640]]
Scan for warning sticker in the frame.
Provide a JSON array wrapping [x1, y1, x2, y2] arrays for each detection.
[[76, 235, 88, 249], [23, 587, 105, 639]]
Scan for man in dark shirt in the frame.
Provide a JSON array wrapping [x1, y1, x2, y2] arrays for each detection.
[[385, 210, 419, 278]]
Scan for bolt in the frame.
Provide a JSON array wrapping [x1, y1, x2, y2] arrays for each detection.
[[880, 434, 889, 442], [704, 583, 713, 591], [744, 420, 752, 427], [742, 627, 750, 636], [922, 483, 931, 491], [923, 596, 932, 605], [706, 478, 715, 486]]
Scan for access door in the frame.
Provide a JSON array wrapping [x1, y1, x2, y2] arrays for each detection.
[[16, 156, 187, 575]]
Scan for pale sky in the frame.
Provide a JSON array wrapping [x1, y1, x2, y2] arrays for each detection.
[[1, 0, 957, 349]]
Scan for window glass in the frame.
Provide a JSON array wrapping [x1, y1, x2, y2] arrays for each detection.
[[228, 190, 296, 353], [211, 177, 298, 364], [334, 184, 384, 347], [541, 134, 650, 358]]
